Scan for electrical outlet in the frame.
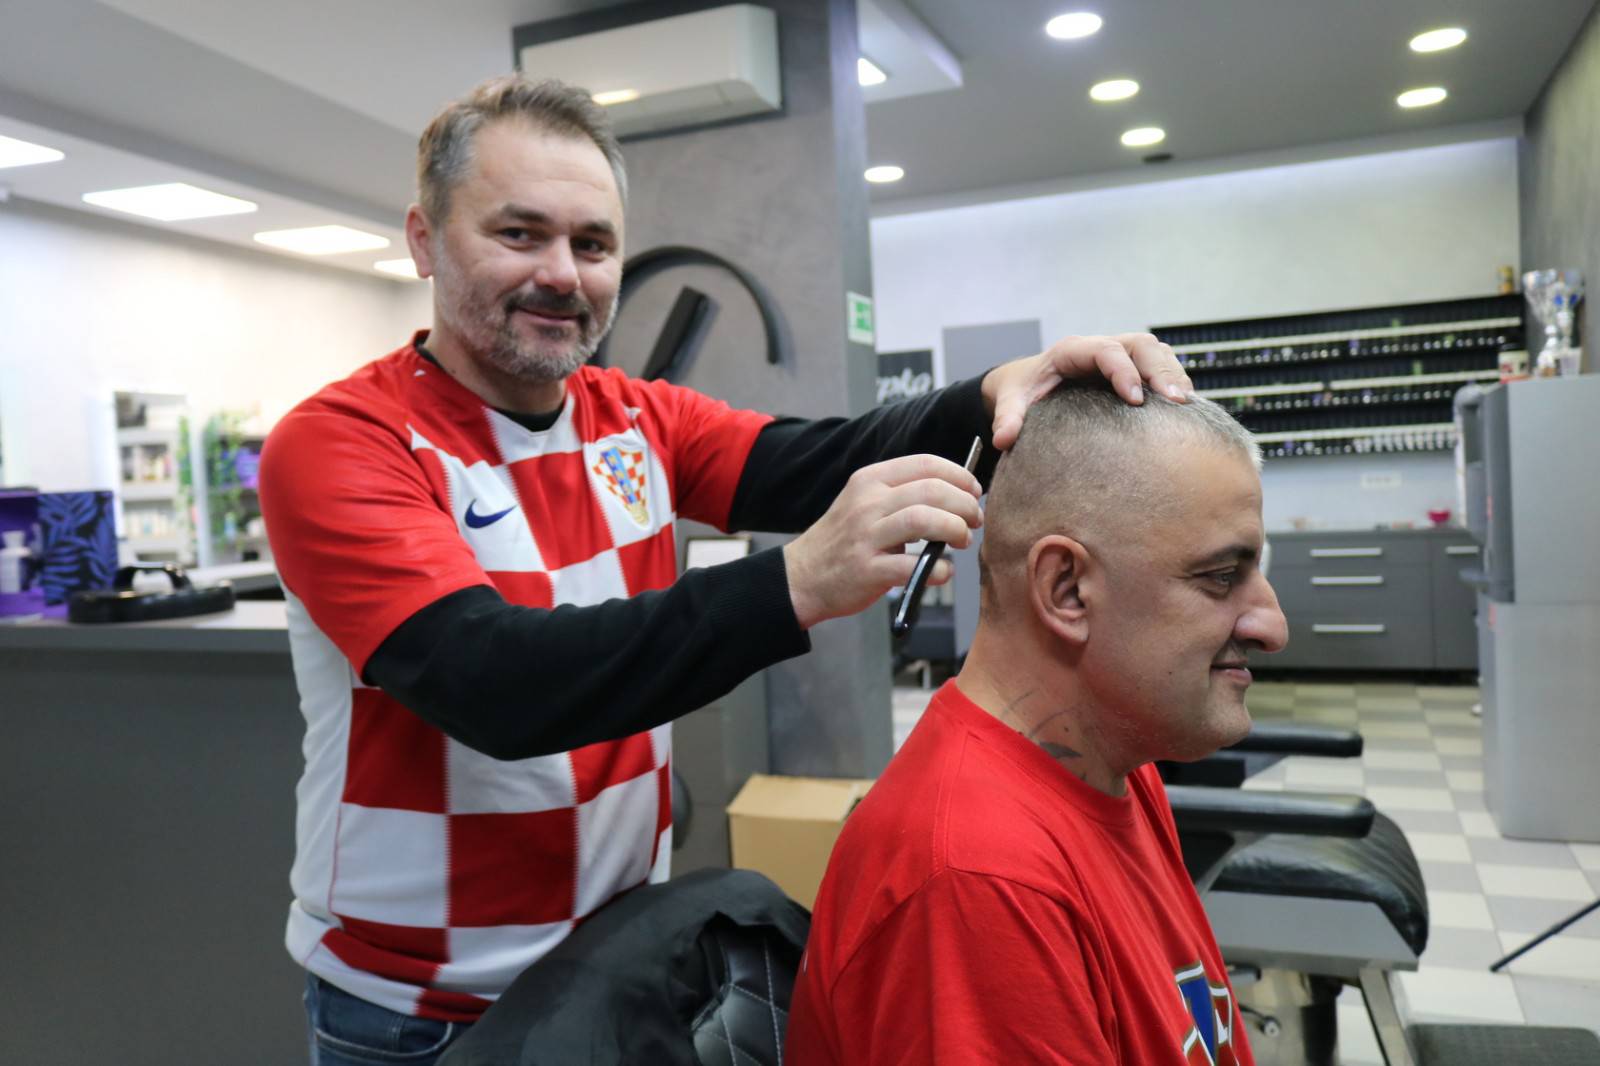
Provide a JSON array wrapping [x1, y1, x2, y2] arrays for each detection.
[[1360, 471, 1402, 491]]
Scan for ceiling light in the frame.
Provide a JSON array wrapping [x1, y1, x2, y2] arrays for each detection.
[[864, 165, 905, 184], [1046, 12, 1103, 39], [858, 57, 888, 87], [1089, 79, 1139, 102], [374, 258, 420, 279], [0, 134, 65, 170], [1397, 86, 1448, 109], [253, 225, 390, 255], [592, 89, 640, 106], [1120, 126, 1165, 148], [1410, 27, 1467, 53], [82, 182, 257, 221]]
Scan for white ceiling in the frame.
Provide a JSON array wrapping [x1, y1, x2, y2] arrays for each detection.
[[0, 0, 1594, 275]]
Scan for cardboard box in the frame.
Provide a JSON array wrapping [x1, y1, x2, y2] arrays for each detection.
[[727, 773, 873, 909]]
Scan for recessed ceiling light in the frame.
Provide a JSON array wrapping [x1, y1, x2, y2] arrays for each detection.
[[374, 258, 420, 279], [0, 133, 65, 170], [1410, 27, 1467, 53], [592, 89, 640, 106], [1089, 79, 1140, 102], [1120, 126, 1166, 148], [864, 165, 905, 184], [858, 57, 888, 87], [1046, 12, 1103, 39], [253, 225, 390, 255], [1397, 86, 1448, 109], [82, 182, 257, 221]]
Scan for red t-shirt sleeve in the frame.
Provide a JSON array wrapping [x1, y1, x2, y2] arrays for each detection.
[[258, 405, 492, 672], [636, 376, 770, 531], [801, 871, 1116, 1065]]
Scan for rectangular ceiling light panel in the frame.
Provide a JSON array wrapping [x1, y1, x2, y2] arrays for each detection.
[[253, 225, 390, 255], [0, 133, 66, 169], [82, 182, 257, 221]]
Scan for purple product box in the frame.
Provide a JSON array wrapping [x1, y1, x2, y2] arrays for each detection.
[[0, 489, 45, 621], [38, 490, 118, 605]]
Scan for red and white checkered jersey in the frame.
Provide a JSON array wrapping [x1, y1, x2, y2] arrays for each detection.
[[261, 336, 770, 1021]]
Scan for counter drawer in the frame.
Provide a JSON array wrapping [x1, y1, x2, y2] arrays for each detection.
[[1268, 534, 1430, 570], [1270, 616, 1435, 671], [1270, 564, 1431, 620]]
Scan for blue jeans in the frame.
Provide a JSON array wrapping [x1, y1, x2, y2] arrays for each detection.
[[304, 974, 469, 1065]]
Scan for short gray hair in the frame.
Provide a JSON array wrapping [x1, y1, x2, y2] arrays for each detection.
[[979, 381, 1260, 613], [417, 75, 629, 224]]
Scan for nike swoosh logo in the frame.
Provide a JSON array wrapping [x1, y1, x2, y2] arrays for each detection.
[[464, 500, 517, 529]]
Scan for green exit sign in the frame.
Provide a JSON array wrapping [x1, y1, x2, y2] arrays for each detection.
[[847, 291, 875, 346]]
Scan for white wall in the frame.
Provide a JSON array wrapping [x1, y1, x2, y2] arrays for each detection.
[[869, 137, 1521, 531], [0, 198, 432, 491]]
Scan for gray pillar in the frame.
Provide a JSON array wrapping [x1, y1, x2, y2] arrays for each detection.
[[569, 0, 886, 777]]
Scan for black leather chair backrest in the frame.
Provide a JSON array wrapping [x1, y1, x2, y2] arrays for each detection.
[[437, 869, 809, 1066], [690, 915, 800, 1066]]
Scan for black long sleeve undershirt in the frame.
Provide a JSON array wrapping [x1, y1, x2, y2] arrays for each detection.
[[363, 375, 996, 760]]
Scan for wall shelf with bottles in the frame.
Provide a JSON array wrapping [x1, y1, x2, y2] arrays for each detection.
[[1151, 294, 1525, 459]]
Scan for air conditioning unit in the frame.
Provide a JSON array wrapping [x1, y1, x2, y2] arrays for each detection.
[[517, 4, 781, 138]]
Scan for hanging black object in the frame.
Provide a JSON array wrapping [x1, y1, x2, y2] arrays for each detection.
[[68, 564, 235, 624]]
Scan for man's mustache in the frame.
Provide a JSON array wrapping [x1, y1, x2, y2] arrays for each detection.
[[506, 288, 592, 320]]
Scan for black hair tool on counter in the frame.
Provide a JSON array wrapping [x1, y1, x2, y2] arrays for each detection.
[[68, 564, 236, 624], [891, 436, 984, 639]]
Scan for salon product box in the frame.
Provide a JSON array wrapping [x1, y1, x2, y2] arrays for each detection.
[[37, 490, 118, 604], [0, 489, 45, 622], [727, 774, 873, 909]]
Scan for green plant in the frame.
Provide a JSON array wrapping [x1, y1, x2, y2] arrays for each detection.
[[204, 411, 250, 544]]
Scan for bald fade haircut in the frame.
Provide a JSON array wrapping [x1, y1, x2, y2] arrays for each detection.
[[417, 75, 629, 226], [978, 381, 1261, 618]]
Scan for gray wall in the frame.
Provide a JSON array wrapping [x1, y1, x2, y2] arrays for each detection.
[[585, 0, 888, 776], [1520, 1, 1600, 365]]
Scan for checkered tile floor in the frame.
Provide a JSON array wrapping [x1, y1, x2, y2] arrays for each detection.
[[890, 680, 1600, 1063]]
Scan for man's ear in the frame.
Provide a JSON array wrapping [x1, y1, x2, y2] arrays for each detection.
[[1027, 534, 1092, 646], [404, 204, 436, 279]]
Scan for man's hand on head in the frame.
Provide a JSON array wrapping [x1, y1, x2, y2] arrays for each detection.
[[983, 333, 1195, 451], [783, 454, 983, 630]]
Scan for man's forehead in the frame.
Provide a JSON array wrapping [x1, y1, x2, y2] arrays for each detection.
[[465, 122, 622, 207]]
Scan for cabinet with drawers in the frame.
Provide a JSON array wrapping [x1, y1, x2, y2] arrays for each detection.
[[1263, 530, 1478, 672]]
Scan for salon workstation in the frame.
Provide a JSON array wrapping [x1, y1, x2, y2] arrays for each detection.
[[3, 2, 1600, 1065]]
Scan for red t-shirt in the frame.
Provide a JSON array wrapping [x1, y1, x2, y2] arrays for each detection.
[[786, 681, 1253, 1065]]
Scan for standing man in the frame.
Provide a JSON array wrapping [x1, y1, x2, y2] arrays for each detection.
[[260, 75, 1192, 1065]]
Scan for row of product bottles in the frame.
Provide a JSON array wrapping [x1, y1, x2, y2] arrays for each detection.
[[1244, 405, 1447, 436], [120, 443, 176, 484], [1179, 329, 1517, 372], [125, 508, 181, 540], [1194, 352, 1499, 392], [1224, 383, 1466, 415], [1155, 294, 1524, 348], [1262, 427, 1458, 459]]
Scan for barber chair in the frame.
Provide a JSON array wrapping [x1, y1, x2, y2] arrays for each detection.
[[437, 775, 802, 1066], [1167, 727, 1600, 1066]]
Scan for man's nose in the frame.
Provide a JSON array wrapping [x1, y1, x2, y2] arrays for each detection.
[[1237, 575, 1289, 654], [533, 240, 580, 292]]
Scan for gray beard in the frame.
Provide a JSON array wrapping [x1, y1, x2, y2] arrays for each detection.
[[439, 282, 619, 386]]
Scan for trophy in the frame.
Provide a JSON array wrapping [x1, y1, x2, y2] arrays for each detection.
[[1523, 269, 1585, 377]]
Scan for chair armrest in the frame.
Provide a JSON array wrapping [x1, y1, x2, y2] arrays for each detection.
[[1167, 786, 1375, 838], [1226, 722, 1363, 758]]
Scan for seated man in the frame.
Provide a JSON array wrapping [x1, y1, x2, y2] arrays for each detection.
[[785, 381, 1287, 1065]]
